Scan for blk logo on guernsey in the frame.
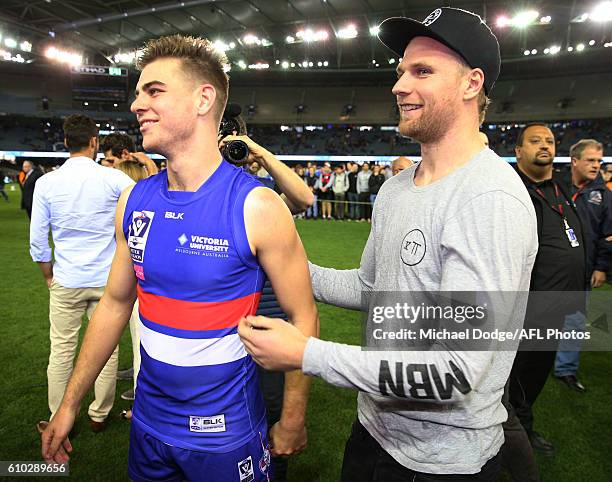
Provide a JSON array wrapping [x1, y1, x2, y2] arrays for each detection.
[[128, 210, 155, 263]]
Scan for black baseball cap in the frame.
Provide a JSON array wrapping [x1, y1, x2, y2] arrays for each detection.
[[378, 7, 501, 94]]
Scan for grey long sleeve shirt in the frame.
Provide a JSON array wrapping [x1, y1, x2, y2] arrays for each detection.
[[304, 149, 538, 474]]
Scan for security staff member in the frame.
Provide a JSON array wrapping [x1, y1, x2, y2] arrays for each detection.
[[509, 123, 586, 457], [553, 139, 612, 392]]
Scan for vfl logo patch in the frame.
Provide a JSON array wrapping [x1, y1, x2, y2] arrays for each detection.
[[189, 414, 226, 433], [400, 229, 426, 266], [238, 456, 254, 482], [423, 8, 442, 26], [128, 210, 155, 263]]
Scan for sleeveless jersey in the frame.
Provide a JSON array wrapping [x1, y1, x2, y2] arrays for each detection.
[[122, 161, 267, 452]]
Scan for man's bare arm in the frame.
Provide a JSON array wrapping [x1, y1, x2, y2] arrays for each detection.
[[244, 187, 319, 454], [42, 185, 137, 463]]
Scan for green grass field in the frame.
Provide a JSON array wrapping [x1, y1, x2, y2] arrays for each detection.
[[0, 183, 610, 481]]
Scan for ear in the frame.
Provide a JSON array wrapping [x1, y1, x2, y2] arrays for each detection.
[[121, 148, 131, 160], [196, 84, 217, 117], [90, 136, 98, 150], [514, 146, 522, 161], [462, 68, 485, 102]]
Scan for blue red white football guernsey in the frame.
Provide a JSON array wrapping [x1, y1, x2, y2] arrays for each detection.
[[122, 160, 267, 452]]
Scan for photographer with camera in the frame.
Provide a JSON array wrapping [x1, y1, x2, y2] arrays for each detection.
[[219, 104, 314, 214]]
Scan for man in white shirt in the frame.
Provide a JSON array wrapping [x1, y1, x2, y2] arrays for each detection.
[[30, 114, 133, 433]]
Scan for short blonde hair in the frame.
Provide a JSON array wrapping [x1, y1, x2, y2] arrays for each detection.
[[137, 34, 229, 123]]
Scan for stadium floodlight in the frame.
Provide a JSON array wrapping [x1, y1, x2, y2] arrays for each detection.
[[544, 48, 550, 54], [290, 62, 295, 67], [372, 59, 376, 64], [237, 60, 247, 69], [308, 61, 313, 67], [523, 50, 530, 56], [567, 46, 574, 51], [337, 24, 358, 39], [549, 45, 561, 54], [248, 62, 269, 70], [388, 58, 395, 64], [285, 36, 295, 44], [539, 16, 552, 24], [589, 39, 596, 45], [296, 29, 328, 42], [45, 46, 82, 66], [4, 38, 17, 49], [317, 61, 322, 67], [369, 25, 380, 36], [323, 60, 328, 67], [513, 10, 539, 28], [281, 60, 289, 69], [576, 43, 585, 51], [243, 34, 258, 45], [114, 51, 136, 64], [531, 48, 537, 54], [19, 41, 32, 52], [496, 15, 510, 28], [301, 60, 309, 68], [591, 1, 612, 22], [213, 39, 233, 53]]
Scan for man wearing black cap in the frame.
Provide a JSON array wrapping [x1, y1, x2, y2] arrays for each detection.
[[238, 7, 537, 481]]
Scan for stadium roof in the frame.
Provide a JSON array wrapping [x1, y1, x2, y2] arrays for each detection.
[[0, 0, 611, 82]]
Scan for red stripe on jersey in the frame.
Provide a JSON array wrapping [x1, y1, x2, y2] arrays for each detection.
[[137, 285, 261, 331]]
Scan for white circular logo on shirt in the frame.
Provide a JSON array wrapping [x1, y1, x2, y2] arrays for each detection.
[[400, 229, 426, 266], [423, 8, 442, 26]]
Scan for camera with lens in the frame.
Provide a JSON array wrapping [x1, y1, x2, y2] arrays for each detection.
[[219, 103, 249, 164]]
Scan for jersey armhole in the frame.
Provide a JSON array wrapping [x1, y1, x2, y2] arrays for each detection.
[[230, 182, 260, 270]]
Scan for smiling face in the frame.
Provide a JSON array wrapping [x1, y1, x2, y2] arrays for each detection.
[[392, 36, 468, 144], [130, 58, 208, 156]]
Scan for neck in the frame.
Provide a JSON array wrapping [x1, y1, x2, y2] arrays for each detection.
[[415, 116, 483, 186], [571, 170, 588, 188], [70, 150, 94, 160], [165, 128, 223, 192], [517, 162, 552, 183]]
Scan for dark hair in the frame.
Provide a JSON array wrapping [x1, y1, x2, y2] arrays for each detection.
[[516, 122, 551, 147], [101, 132, 136, 157], [137, 34, 229, 123], [63, 114, 98, 152]]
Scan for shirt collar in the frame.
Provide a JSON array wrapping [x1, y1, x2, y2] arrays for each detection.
[[63, 156, 96, 166]]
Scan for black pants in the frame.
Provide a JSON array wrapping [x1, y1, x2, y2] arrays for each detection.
[[358, 193, 371, 220], [257, 366, 287, 482], [340, 420, 501, 482], [508, 350, 557, 433], [500, 383, 540, 482]]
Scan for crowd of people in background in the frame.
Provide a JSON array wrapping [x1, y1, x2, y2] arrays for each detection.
[[250, 156, 414, 222]]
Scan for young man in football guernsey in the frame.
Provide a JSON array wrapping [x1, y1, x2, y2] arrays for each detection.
[[41, 35, 318, 482], [239, 8, 538, 481]]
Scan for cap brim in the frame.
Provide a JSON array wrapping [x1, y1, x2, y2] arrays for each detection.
[[378, 17, 453, 59]]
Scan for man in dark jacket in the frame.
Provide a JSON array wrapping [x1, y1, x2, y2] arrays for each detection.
[[554, 139, 612, 392], [507, 123, 586, 460], [20, 160, 44, 218]]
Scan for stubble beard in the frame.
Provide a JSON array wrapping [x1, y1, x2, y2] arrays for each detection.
[[399, 101, 454, 144]]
